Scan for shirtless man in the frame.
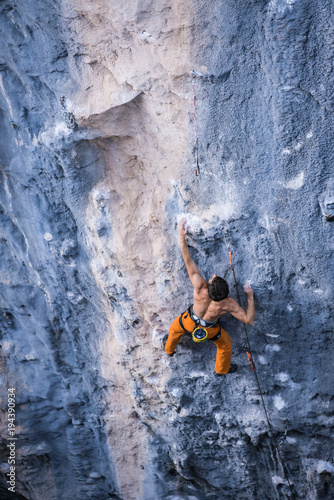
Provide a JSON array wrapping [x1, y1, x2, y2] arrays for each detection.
[[164, 218, 255, 375]]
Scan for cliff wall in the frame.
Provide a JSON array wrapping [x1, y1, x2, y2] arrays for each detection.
[[0, 1, 333, 499]]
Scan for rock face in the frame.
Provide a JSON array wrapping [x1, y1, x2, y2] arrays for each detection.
[[0, 1, 333, 499]]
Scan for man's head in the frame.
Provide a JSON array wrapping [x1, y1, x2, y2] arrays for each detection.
[[208, 275, 229, 302]]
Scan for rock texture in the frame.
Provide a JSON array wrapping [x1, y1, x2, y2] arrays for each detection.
[[0, 0, 333, 499]]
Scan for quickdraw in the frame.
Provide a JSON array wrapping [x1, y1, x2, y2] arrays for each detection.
[[246, 351, 256, 371]]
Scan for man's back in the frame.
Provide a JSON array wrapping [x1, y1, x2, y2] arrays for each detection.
[[164, 218, 255, 375], [177, 217, 255, 325], [193, 285, 232, 322]]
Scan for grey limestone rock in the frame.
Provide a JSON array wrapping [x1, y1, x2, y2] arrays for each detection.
[[0, 0, 333, 499]]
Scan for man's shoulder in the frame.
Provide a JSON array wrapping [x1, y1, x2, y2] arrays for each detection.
[[194, 282, 209, 295], [221, 297, 239, 312]]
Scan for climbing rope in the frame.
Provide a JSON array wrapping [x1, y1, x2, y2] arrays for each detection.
[[224, 250, 295, 498], [191, 73, 200, 177], [191, 71, 295, 497]]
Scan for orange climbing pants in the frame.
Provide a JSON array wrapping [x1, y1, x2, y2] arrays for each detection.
[[165, 309, 232, 374]]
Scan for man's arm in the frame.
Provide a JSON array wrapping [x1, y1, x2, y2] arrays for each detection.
[[178, 218, 206, 292], [228, 283, 255, 325]]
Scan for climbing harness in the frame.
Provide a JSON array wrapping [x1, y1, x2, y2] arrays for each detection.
[[189, 305, 222, 342], [224, 250, 295, 498], [191, 73, 200, 177], [178, 307, 222, 343]]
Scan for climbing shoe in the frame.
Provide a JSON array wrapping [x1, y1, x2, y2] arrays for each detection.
[[162, 334, 174, 355], [215, 364, 238, 376]]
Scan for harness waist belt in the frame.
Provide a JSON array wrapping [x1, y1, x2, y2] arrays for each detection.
[[188, 306, 219, 328], [179, 313, 191, 334], [178, 307, 222, 342], [210, 330, 221, 341]]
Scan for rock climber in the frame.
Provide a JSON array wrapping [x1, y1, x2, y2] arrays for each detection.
[[164, 218, 255, 375]]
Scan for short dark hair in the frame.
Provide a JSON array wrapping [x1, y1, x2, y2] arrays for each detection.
[[208, 276, 229, 302]]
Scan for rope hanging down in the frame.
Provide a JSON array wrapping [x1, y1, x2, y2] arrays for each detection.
[[224, 251, 295, 499], [191, 74, 200, 177], [191, 71, 294, 496]]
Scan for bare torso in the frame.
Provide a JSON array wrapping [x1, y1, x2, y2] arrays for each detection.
[[176, 217, 254, 326], [192, 284, 233, 322]]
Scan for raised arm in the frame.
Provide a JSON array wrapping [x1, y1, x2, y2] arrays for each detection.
[[178, 218, 206, 292], [228, 283, 255, 325]]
